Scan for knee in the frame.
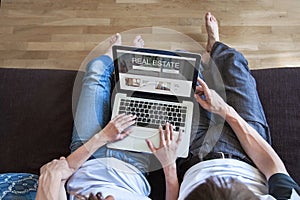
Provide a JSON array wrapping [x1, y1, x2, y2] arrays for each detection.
[[231, 51, 249, 71], [86, 58, 106, 75], [84, 56, 114, 79]]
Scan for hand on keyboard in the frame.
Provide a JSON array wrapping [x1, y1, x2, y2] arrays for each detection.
[[146, 123, 182, 168], [100, 113, 136, 143]]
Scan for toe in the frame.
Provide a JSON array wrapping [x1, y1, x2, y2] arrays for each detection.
[[134, 35, 142, 42], [116, 33, 121, 41], [110, 34, 117, 42], [133, 35, 144, 47], [110, 36, 116, 43], [211, 15, 217, 23], [205, 12, 211, 20]]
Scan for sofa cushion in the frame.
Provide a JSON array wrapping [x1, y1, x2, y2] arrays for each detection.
[[252, 68, 300, 185], [0, 68, 80, 175], [0, 173, 38, 200]]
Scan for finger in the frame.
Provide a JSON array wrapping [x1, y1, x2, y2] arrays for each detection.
[[176, 129, 183, 144], [194, 92, 203, 103], [112, 113, 126, 121], [118, 114, 135, 125], [60, 156, 66, 160], [169, 124, 174, 141], [113, 114, 134, 131], [117, 113, 132, 122], [40, 166, 46, 174], [197, 77, 202, 84], [159, 125, 166, 146], [50, 159, 58, 165], [194, 93, 208, 109], [125, 114, 137, 122], [198, 78, 210, 96], [165, 122, 170, 141], [195, 86, 204, 95], [196, 78, 210, 101], [146, 139, 157, 153], [197, 78, 208, 90], [120, 117, 136, 130]]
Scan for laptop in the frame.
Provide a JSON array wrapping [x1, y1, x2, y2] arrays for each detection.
[[107, 45, 201, 158]]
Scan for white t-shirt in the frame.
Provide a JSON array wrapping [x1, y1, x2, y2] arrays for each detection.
[[178, 159, 299, 200], [67, 157, 151, 200]]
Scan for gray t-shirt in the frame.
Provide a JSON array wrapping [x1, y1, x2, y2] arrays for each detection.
[[67, 157, 151, 200]]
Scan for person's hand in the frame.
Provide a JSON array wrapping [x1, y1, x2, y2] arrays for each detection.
[[99, 113, 136, 143], [194, 78, 229, 118], [40, 157, 74, 182], [146, 123, 182, 168]]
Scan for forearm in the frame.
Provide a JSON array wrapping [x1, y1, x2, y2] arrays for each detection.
[[58, 181, 68, 200], [67, 131, 108, 171], [225, 106, 287, 179], [163, 163, 179, 200]]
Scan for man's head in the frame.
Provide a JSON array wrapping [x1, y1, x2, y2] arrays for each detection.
[[185, 176, 259, 200]]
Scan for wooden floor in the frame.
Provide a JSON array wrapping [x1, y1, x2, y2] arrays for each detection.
[[0, 0, 300, 70]]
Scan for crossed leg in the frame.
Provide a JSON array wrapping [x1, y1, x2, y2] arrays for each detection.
[[70, 34, 151, 173]]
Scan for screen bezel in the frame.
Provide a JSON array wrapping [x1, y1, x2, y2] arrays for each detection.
[[112, 45, 200, 102]]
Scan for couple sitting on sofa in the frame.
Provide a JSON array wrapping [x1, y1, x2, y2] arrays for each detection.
[[36, 13, 300, 200]]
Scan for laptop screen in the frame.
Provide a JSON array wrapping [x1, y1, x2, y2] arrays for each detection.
[[114, 46, 199, 98]]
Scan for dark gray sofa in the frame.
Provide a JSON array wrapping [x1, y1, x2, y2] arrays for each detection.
[[0, 67, 299, 199]]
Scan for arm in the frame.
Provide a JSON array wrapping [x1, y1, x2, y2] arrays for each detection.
[[146, 123, 182, 200], [36, 114, 136, 200], [163, 164, 179, 200], [224, 106, 287, 179], [67, 113, 136, 171], [194, 78, 288, 180]]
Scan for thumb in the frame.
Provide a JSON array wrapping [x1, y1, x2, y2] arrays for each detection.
[[146, 139, 156, 153]]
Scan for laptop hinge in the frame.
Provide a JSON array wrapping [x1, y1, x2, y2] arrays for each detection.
[[130, 91, 181, 103]]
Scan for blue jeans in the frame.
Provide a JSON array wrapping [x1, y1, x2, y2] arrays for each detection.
[[178, 42, 270, 178], [70, 55, 150, 173]]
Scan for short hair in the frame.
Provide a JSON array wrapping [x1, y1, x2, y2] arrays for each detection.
[[185, 176, 259, 200], [75, 192, 105, 200]]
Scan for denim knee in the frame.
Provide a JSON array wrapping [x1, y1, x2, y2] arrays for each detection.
[[84, 55, 114, 83]]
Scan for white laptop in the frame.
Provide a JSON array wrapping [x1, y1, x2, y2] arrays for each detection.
[[107, 45, 201, 158]]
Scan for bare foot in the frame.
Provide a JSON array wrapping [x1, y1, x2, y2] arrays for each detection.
[[105, 33, 122, 59], [205, 12, 219, 53], [133, 35, 144, 48]]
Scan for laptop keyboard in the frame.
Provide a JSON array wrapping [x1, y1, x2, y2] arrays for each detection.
[[118, 98, 187, 131]]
